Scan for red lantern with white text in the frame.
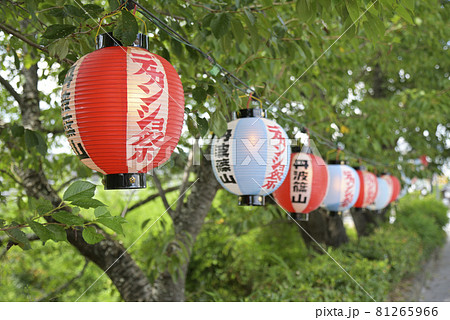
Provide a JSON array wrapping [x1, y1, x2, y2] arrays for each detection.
[[60, 33, 184, 189], [389, 176, 401, 202], [354, 168, 378, 208], [273, 146, 329, 220]]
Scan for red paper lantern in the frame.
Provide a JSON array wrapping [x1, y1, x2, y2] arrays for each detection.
[[273, 147, 329, 219], [354, 169, 378, 208], [61, 33, 184, 189], [389, 175, 401, 203]]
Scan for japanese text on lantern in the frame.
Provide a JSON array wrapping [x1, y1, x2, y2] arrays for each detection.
[[128, 51, 166, 165], [262, 125, 286, 189], [61, 66, 89, 160], [215, 130, 236, 184], [366, 174, 377, 204], [292, 158, 309, 204], [341, 170, 355, 208]]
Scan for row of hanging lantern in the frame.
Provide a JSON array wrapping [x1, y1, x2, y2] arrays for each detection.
[[60, 32, 402, 216], [210, 107, 402, 220]]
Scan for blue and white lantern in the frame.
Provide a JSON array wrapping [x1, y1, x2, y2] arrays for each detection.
[[211, 108, 290, 206], [322, 163, 360, 212], [369, 177, 392, 210]]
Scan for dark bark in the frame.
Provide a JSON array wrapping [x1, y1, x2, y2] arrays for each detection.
[[350, 207, 380, 238], [152, 152, 220, 301], [298, 208, 349, 250]]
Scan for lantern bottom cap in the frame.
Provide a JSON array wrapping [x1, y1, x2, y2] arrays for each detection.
[[104, 173, 146, 190], [238, 195, 265, 206], [292, 213, 309, 221]]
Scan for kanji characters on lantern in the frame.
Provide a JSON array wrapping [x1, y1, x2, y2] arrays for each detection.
[[322, 163, 360, 212], [61, 33, 184, 189], [211, 108, 290, 206], [273, 146, 329, 220]]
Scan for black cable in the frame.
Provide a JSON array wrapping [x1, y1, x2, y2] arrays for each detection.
[[128, 0, 395, 168]]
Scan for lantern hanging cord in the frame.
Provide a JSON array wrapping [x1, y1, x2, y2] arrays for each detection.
[[127, 0, 396, 169], [130, 1, 264, 101]]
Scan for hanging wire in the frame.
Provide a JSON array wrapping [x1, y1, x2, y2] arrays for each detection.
[[124, 0, 396, 169]]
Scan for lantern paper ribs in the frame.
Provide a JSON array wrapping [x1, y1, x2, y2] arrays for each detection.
[[322, 164, 360, 212], [273, 148, 329, 219], [61, 34, 184, 189], [211, 109, 290, 206]]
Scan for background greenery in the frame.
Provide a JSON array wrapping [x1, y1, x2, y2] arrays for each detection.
[[0, 0, 449, 301], [1, 190, 447, 302]]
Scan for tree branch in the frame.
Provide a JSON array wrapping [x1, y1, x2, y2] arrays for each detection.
[[177, 140, 196, 212], [0, 22, 74, 65], [0, 75, 22, 105], [35, 258, 89, 302], [123, 185, 182, 216], [151, 172, 173, 214]]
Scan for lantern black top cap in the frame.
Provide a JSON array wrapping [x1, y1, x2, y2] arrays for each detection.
[[96, 32, 149, 50], [291, 145, 312, 154], [328, 159, 347, 165], [236, 108, 266, 119]]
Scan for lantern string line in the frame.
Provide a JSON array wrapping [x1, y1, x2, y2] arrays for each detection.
[[130, 1, 396, 169], [71, 0, 396, 170], [252, 178, 377, 302]]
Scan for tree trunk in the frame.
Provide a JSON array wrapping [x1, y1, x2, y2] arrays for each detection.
[[298, 208, 349, 250], [152, 152, 220, 301], [350, 207, 380, 237]]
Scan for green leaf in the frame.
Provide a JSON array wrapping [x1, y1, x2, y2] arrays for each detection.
[[231, 18, 245, 41], [345, 0, 360, 23], [70, 198, 106, 209], [94, 206, 110, 218], [24, 129, 38, 149], [113, 10, 138, 46], [197, 116, 209, 137], [210, 13, 231, 39], [401, 0, 414, 11], [24, 129, 47, 155], [63, 181, 96, 201], [83, 4, 104, 17], [34, 132, 47, 156], [108, 0, 122, 11], [141, 218, 152, 229], [82, 226, 104, 244], [64, 4, 86, 18], [96, 216, 126, 235], [5, 227, 31, 250], [296, 0, 313, 22], [193, 87, 207, 104], [186, 116, 199, 136], [52, 211, 84, 226], [45, 224, 67, 242], [28, 221, 53, 244], [10, 124, 24, 137], [45, 7, 67, 18], [366, 12, 385, 40], [396, 5, 414, 24], [210, 111, 228, 137], [42, 24, 77, 39], [29, 198, 53, 216]]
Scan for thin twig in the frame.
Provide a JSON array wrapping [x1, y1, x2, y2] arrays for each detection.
[[151, 173, 173, 214], [0, 75, 22, 105], [35, 258, 89, 302], [123, 185, 181, 216], [177, 141, 196, 212], [0, 22, 74, 65]]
